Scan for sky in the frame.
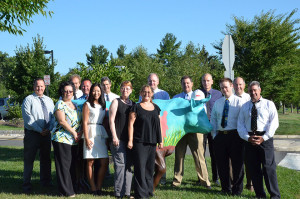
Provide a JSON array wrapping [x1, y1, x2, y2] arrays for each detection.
[[1, 0, 299, 75]]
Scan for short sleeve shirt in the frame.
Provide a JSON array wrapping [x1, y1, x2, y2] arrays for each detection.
[[51, 100, 82, 145]]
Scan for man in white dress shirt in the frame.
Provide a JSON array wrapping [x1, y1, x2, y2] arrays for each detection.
[[172, 76, 211, 189], [101, 76, 119, 102], [70, 74, 83, 99], [233, 77, 252, 191], [237, 81, 280, 199], [210, 78, 244, 195]]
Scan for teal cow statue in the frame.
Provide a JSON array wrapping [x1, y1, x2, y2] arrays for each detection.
[[73, 96, 212, 191]]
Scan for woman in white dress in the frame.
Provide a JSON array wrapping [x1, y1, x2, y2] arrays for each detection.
[[82, 83, 109, 195]]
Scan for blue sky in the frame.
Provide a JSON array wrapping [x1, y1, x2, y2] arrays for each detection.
[[1, 0, 299, 75]]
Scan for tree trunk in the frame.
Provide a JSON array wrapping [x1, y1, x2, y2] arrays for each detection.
[[291, 104, 293, 113], [283, 104, 285, 114]]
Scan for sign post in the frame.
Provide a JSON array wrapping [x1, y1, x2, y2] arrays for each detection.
[[222, 35, 235, 80], [44, 75, 50, 96]]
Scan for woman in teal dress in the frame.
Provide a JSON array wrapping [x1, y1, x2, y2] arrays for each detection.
[[51, 81, 82, 197]]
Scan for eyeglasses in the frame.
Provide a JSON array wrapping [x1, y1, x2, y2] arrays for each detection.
[[64, 90, 73, 93]]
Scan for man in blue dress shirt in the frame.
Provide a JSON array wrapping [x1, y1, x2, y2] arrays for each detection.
[[139, 73, 170, 101], [22, 78, 55, 193], [172, 76, 211, 189]]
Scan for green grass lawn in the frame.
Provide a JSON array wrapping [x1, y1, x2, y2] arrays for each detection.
[[277, 111, 300, 135], [0, 125, 23, 130], [0, 146, 300, 198]]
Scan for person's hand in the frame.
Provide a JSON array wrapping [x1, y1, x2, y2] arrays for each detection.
[[248, 135, 264, 145], [127, 140, 133, 149], [112, 136, 119, 147], [86, 139, 94, 150], [41, 129, 50, 136], [158, 142, 163, 149], [77, 130, 83, 139]]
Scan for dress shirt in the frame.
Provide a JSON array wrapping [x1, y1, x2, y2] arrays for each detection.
[[22, 93, 55, 133], [138, 88, 170, 102], [210, 94, 243, 138], [78, 94, 88, 100], [235, 92, 250, 104], [201, 88, 222, 119], [237, 97, 279, 142], [173, 91, 193, 100], [104, 92, 120, 102], [75, 89, 83, 99]]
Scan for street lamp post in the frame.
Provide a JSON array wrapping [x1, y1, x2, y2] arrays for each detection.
[[43, 50, 53, 96]]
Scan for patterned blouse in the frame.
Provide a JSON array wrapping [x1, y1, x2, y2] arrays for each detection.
[[51, 100, 82, 145]]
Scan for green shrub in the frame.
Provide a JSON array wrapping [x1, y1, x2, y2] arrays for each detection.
[[7, 102, 22, 119]]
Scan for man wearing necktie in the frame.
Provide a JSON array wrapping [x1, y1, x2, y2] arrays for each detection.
[[237, 81, 280, 199], [101, 77, 120, 102], [21, 78, 55, 193], [172, 76, 211, 189], [210, 78, 244, 195]]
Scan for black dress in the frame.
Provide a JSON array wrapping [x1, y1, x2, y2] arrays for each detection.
[[131, 103, 162, 199]]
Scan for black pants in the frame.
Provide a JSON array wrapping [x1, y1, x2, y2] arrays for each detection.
[[214, 132, 244, 195], [23, 129, 51, 191], [133, 142, 156, 199], [245, 138, 280, 199], [52, 141, 78, 196], [203, 133, 219, 181]]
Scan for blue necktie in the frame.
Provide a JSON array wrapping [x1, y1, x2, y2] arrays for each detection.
[[221, 99, 229, 128], [39, 97, 49, 129]]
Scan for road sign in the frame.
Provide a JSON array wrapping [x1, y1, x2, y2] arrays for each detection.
[[222, 35, 235, 80], [44, 75, 50, 85]]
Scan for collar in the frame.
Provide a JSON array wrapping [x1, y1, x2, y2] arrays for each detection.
[[33, 93, 44, 98]]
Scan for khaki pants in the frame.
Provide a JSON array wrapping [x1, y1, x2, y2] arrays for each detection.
[[173, 133, 210, 186]]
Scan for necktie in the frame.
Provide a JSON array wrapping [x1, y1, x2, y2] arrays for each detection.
[[251, 102, 257, 132], [221, 99, 229, 128], [185, 93, 190, 100], [206, 93, 211, 119], [85, 95, 88, 100], [106, 94, 110, 101], [39, 97, 49, 129]]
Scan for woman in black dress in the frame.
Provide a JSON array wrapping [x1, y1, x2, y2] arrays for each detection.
[[128, 85, 163, 199]]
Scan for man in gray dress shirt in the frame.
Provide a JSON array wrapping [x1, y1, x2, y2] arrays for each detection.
[[22, 78, 55, 193], [238, 81, 280, 199]]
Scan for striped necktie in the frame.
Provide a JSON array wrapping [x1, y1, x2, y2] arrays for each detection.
[[39, 97, 49, 129]]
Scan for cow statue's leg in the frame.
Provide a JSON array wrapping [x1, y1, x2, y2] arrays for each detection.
[[153, 146, 175, 192]]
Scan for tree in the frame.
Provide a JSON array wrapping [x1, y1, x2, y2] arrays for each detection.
[[0, 52, 16, 97], [0, 0, 53, 35], [117, 44, 127, 59], [214, 9, 300, 102], [156, 33, 181, 67], [2, 35, 59, 101], [86, 45, 110, 66]]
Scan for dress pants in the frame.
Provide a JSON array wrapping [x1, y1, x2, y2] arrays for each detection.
[[52, 141, 78, 196], [245, 138, 280, 199], [173, 133, 210, 186], [133, 142, 156, 199], [203, 133, 219, 182], [110, 141, 133, 197], [214, 132, 244, 195], [23, 129, 51, 192]]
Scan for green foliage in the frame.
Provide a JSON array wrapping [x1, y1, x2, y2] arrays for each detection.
[[2, 35, 59, 102], [6, 102, 22, 119], [0, 0, 53, 35], [86, 45, 110, 66], [214, 9, 300, 104]]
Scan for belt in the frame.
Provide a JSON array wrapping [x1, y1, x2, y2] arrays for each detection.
[[248, 131, 265, 136], [218, 129, 237, 134], [88, 123, 102, 125]]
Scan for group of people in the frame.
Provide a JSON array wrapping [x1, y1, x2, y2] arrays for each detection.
[[21, 72, 281, 199]]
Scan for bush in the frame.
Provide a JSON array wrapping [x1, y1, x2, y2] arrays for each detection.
[[7, 102, 22, 119]]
